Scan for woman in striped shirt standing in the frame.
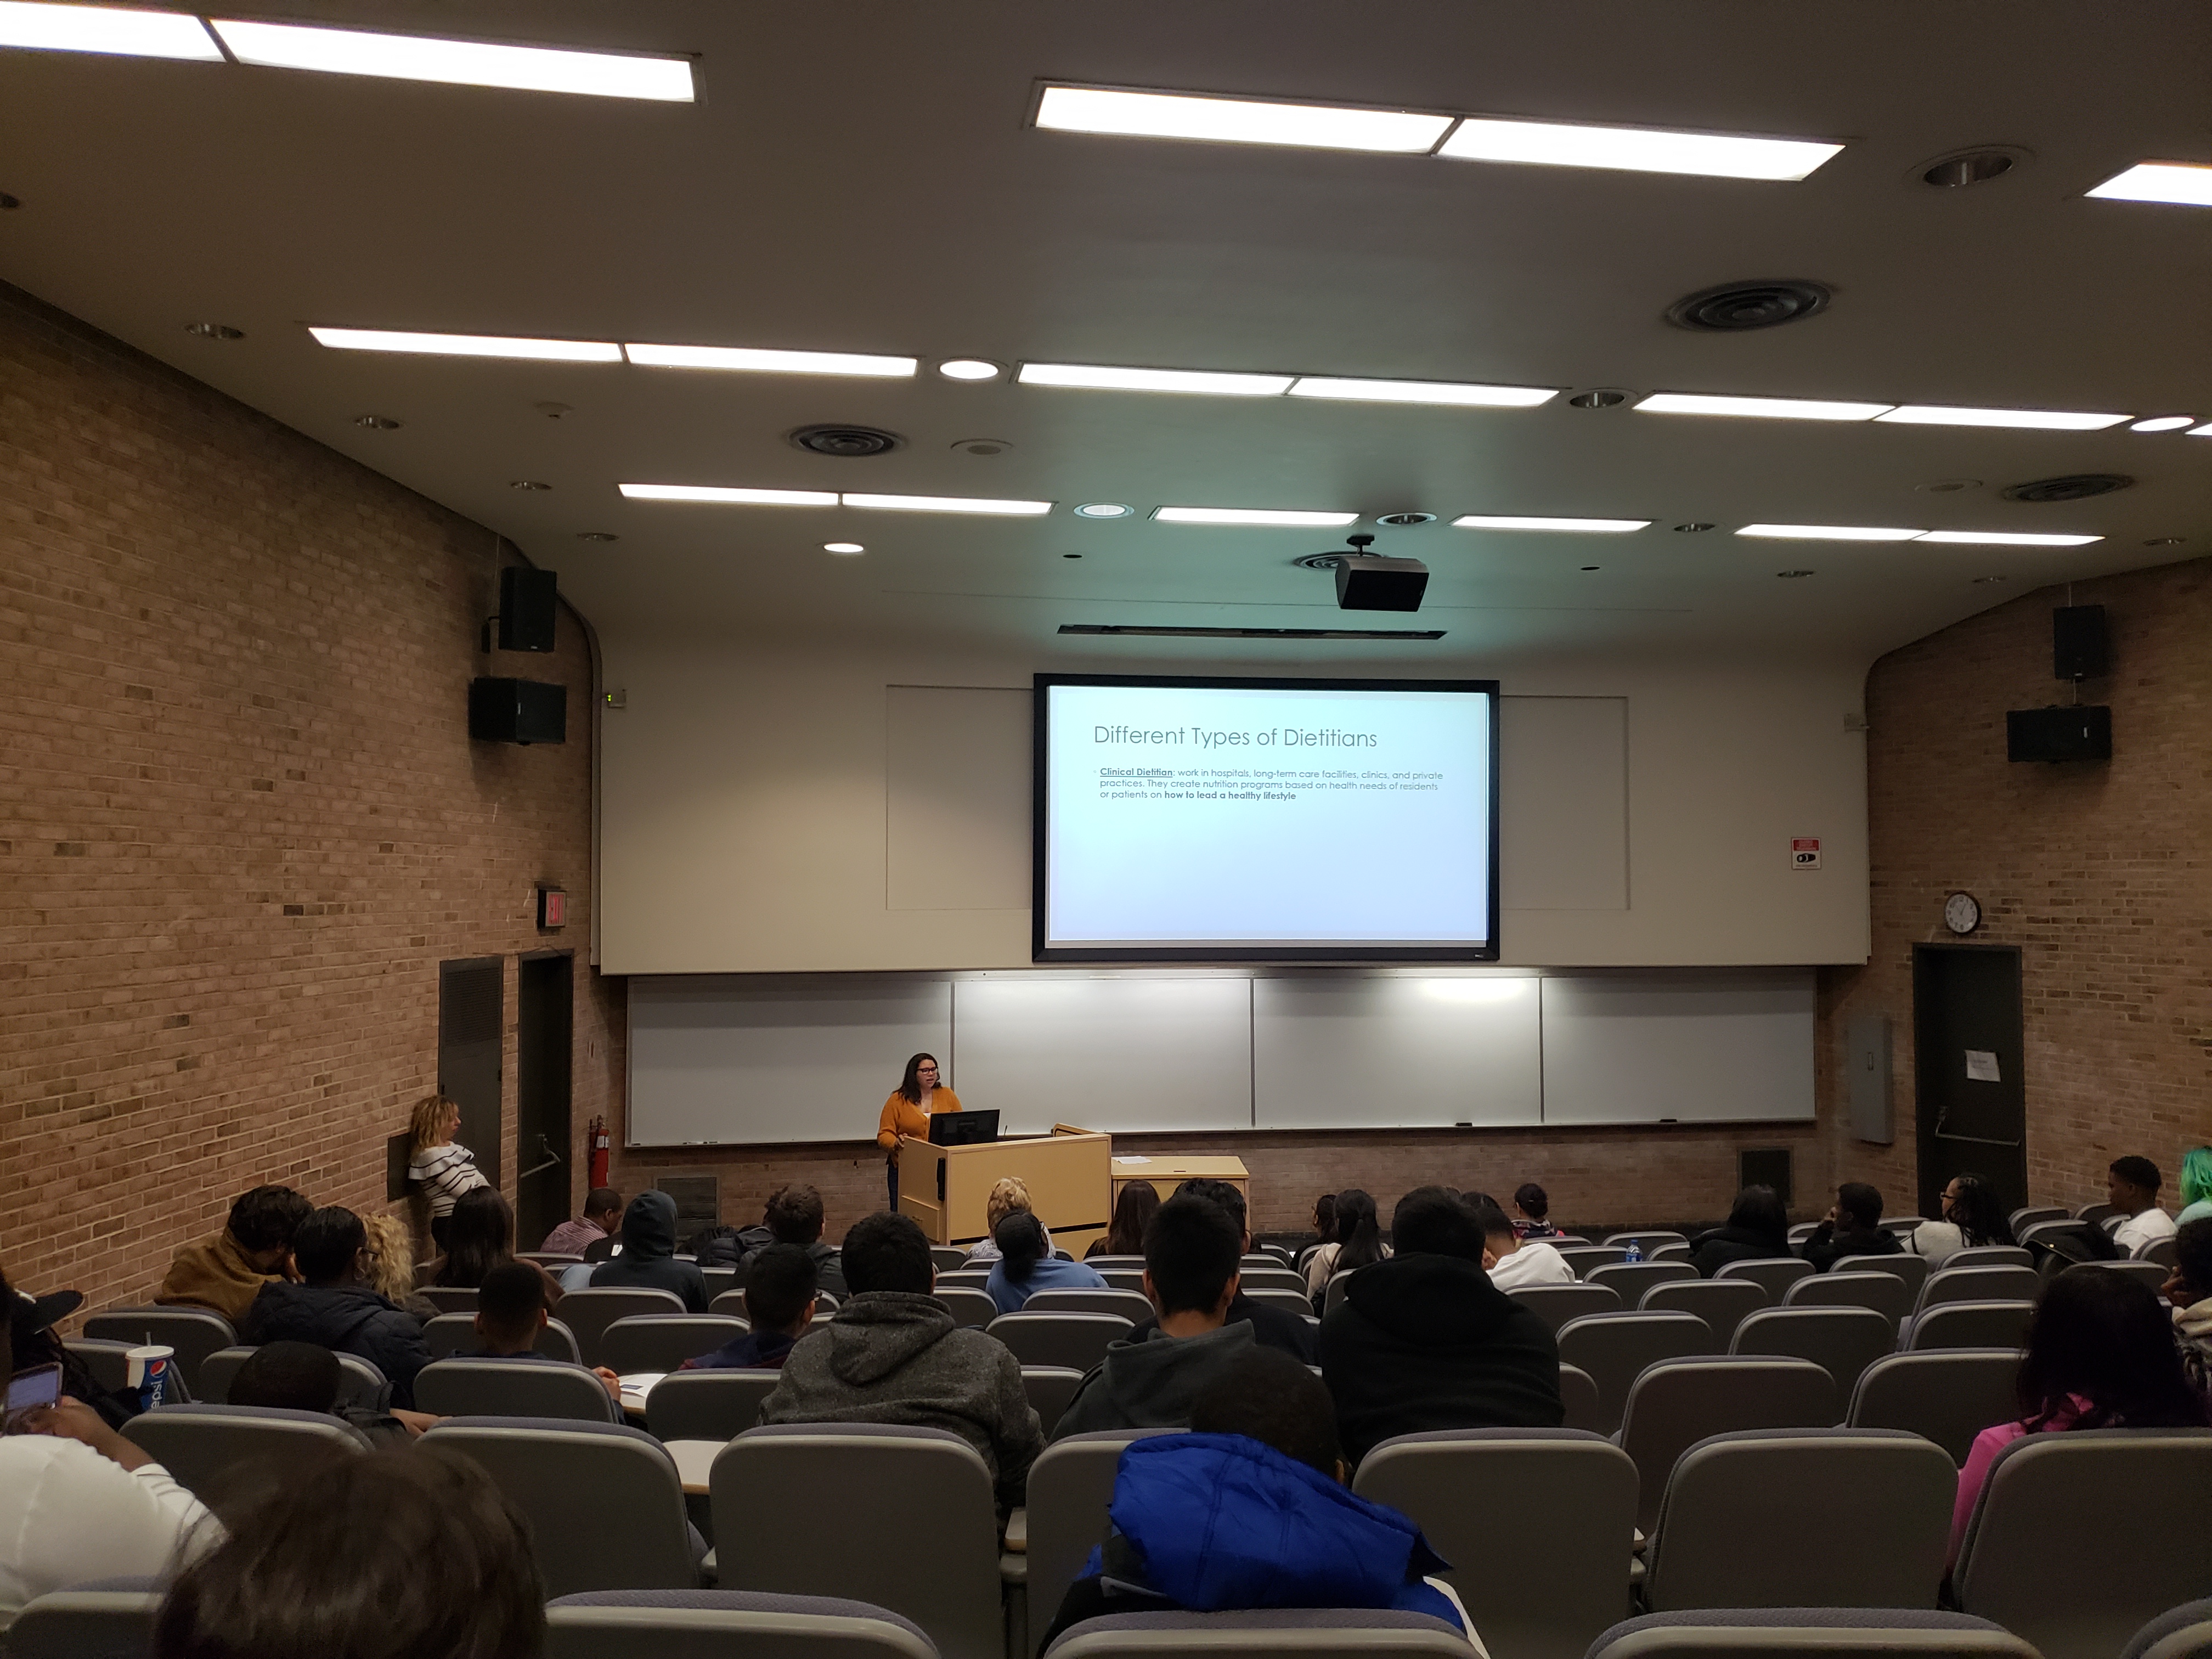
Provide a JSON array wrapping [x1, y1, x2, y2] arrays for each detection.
[[407, 1093, 489, 1252]]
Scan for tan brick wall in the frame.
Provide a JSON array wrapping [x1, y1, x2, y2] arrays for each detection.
[[1824, 557, 2212, 1217], [0, 283, 617, 1321]]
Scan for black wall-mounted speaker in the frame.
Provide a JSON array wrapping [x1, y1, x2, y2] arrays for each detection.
[[1334, 555, 1429, 612], [1738, 1147, 1793, 1207], [498, 566, 559, 653], [469, 678, 566, 745], [2007, 704, 2111, 763], [2052, 605, 2108, 680]]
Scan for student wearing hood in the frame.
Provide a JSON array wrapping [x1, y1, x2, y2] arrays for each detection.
[[586, 1190, 708, 1312]]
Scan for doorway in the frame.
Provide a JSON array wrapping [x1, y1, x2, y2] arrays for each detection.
[[1912, 943, 2027, 1216], [515, 951, 574, 1248], [437, 957, 504, 1189]]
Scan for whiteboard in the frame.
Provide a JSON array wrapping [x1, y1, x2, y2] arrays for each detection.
[[627, 975, 950, 1146], [951, 975, 1252, 1135], [1539, 972, 1815, 1124], [1254, 975, 1542, 1130]]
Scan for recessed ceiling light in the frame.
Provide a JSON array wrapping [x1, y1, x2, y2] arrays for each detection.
[[509, 479, 552, 491], [1738, 523, 1922, 541], [624, 342, 916, 376], [1063, 553, 1083, 560], [1034, 84, 1452, 154], [2085, 161, 2212, 208], [1074, 503, 1133, 518], [1452, 514, 1650, 533], [1579, 565, 1600, 572], [309, 326, 622, 363], [184, 321, 245, 340], [842, 493, 1052, 515], [1154, 506, 1361, 527], [1875, 405, 2130, 431], [2144, 537, 2186, 547], [1019, 362, 1294, 397], [1288, 376, 1557, 408], [1920, 149, 2019, 188], [352, 414, 402, 430], [1438, 116, 1842, 181], [1916, 479, 1982, 493], [2129, 415, 2195, 432], [1672, 522, 1715, 533], [575, 531, 618, 542], [1375, 512, 1436, 527], [0, 1, 221, 59], [1972, 575, 2009, 584], [823, 542, 865, 555], [618, 484, 838, 505], [206, 18, 695, 100], [1638, 392, 1892, 421], [1915, 531, 2102, 546], [1775, 569, 1817, 578], [1568, 390, 1630, 409], [938, 358, 1003, 381]]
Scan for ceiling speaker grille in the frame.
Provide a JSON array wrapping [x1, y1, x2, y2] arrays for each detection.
[[2000, 474, 2133, 504], [1666, 280, 1831, 331], [789, 425, 900, 456]]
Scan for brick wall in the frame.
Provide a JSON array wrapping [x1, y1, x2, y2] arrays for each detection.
[[0, 283, 617, 1319], [1824, 557, 2212, 1217]]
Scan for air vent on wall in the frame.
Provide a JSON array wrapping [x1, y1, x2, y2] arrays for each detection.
[[1058, 624, 1447, 640], [2000, 473, 2133, 504], [789, 424, 901, 456], [1666, 280, 1831, 331]]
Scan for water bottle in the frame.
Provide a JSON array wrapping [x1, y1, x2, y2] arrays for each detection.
[[1623, 1239, 1644, 1264]]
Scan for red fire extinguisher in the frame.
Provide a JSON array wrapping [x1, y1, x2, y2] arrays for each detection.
[[588, 1114, 610, 1189]]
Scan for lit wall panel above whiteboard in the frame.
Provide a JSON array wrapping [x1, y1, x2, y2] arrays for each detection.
[[1539, 970, 1815, 1124], [1254, 975, 1542, 1130]]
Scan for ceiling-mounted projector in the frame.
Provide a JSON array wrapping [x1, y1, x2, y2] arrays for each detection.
[[1308, 533, 1429, 612]]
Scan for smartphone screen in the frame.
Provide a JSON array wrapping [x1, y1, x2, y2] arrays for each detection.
[[3, 1363, 61, 1429]]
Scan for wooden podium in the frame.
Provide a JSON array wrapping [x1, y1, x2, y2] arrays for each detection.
[[898, 1125, 1114, 1255]]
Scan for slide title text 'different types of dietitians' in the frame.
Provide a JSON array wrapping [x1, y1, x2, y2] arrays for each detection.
[[1092, 724, 1378, 749]]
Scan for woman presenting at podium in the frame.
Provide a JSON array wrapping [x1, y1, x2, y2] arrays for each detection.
[[878, 1052, 962, 1210]]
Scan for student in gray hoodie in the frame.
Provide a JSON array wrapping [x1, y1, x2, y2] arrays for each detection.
[[759, 1211, 1043, 1509], [588, 1190, 708, 1312], [1052, 1194, 1255, 1440]]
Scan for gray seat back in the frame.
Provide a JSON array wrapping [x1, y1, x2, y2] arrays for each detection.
[[1733, 1306, 1898, 1399], [424, 1311, 584, 1364], [1022, 1288, 1156, 1323], [934, 1287, 999, 1328], [1944, 1246, 2033, 1270], [1096, 1268, 1147, 1295], [1618, 1358, 1839, 1533], [1506, 1283, 1621, 1333], [195, 1345, 388, 1409], [986, 1312, 1132, 1371], [1048, 1610, 1475, 1659], [7, 1585, 167, 1659], [423, 1416, 696, 1596], [1785, 1272, 1914, 1327], [2084, 1259, 2174, 1293], [1323, 1272, 1355, 1316], [1558, 1364, 1605, 1433], [1557, 1245, 1630, 1277], [1235, 1268, 1307, 1295], [713, 1425, 1002, 1659], [1023, 1429, 1184, 1655], [2121, 1597, 2212, 1659], [83, 1307, 236, 1396], [932, 1246, 970, 1272], [1917, 1265, 2039, 1312], [520, 1251, 586, 1267], [121, 1402, 369, 1506], [1640, 1279, 1769, 1344], [552, 1288, 690, 1364], [1586, 1609, 2038, 1659], [418, 1285, 479, 1313], [1242, 1287, 1317, 1318], [935, 1269, 991, 1291], [412, 1358, 622, 1423], [1846, 1350, 2022, 1465], [1955, 1429, 2212, 1659], [1023, 1366, 1088, 1439], [2136, 1236, 2181, 1268], [599, 1314, 749, 1374], [1604, 1231, 1691, 1253], [544, 1589, 940, 1659], [2010, 1206, 2070, 1232], [1355, 1427, 1636, 1659], [63, 1338, 137, 1394], [1588, 1262, 1699, 1302], [1555, 1312, 1718, 1435], [1645, 1429, 1956, 1612], [646, 1367, 783, 1441], [1836, 1254, 1932, 1297], [1713, 1258, 1815, 1298], [1907, 1301, 2032, 1352]]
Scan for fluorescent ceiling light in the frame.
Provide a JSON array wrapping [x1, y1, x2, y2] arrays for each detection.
[[1914, 531, 2103, 546], [0, 0, 219, 58], [1154, 506, 1360, 527], [842, 493, 1053, 515], [1035, 84, 1451, 154], [624, 342, 916, 376], [1438, 116, 1841, 181], [1875, 405, 2129, 431], [208, 18, 694, 100], [2085, 161, 2212, 208], [1019, 362, 1293, 397], [618, 484, 837, 505], [1638, 392, 1892, 421], [1737, 523, 1923, 541], [1289, 376, 1557, 408], [1453, 514, 1650, 533], [2191, 424, 2212, 437], [309, 326, 622, 363], [2129, 415, 2195, 432]]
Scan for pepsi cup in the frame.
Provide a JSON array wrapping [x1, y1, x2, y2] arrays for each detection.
[[126, 1345, 173, 1412]]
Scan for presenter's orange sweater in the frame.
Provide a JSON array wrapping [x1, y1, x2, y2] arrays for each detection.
[[877, 1088, 962, 1150]]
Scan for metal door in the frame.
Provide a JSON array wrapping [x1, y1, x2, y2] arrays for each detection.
[[438, 957, 504, 1188], [1912, 944, 2027, 1216], [514, 951, 573, 1247]]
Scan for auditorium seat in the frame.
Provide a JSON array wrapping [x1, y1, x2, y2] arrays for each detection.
[[417, 1285, 479, 1313], [412, 1358, 623, 1423], [936, 1269, 992, 1291], [932, 1246, 969, 1272], [1642, 1429, 1955, 1611], [519, 1251, 585, 1268], [1833, 1255, 1931, 1297], [646, 1367, 783, 1442], [196, 1345, 388, 1409], [988, 1312, 1132, 1371], [83, 1307, 236, 1398], [2120, 1598, 2212, 1659], [1915, 1265, 2038, 1313], [6, 1580, 167, 1659], [426, 1417, 699, 1595], [1022, 1366, 1086, 1437], [700, 1267, 740, 1304], [713, 1424, 1002, 1659], [1846, 1350, 2022, 1465], [1095, 1269, 1147, 1295], [1043, 1608, 1476, 1659], [2136, 1235, 2181, 1268], [1650, 1243, 1694, 1265], [1589, 1262, 1699, 1305], [1879, 1217, 1927, 1238], [121, 1402, 369, 1506], [1782, 1272, 1912, 1328], [708, 1290, 757, 1320], [1022, 1288, 1155, 1323], [1604, 1230, 1691, 1254], [599, 1314, 750, 1375], [1731, 1307, 1895, 1400], [555, 1289, 690, 1367], [1616, 1358, 1837, 1534], [1905, 1301, 2032, 1352], [2018, 1219, 2080, 1252], [1787, 1222, 1821, 1244], [425, 1311, 583, 1365], [1641, 1279, 1768, 1345], [1584, 1609, 2039, 1659], [1242, 1286, 1319, 1318], [1236, 1267, 1308, 1295], [2011, 1205, 2070, 1232], [1323, 1273, 1355, 1316], [1506, 1283, 1622, 1333], [1943, 1246, 2033, 1271], [544, 1589, 941, 1659], [928, 1286, 997, 1328], [2084, 1259, 2172, 1293], [1352, 1427, 1636, 1659], [63, 1336, 136, 1395], [1559, 1363, 1606, 1434], [1554, 1312, 1718, 1435], [1952, 1428, 2212, 1659], [1714, 1259, 1815, 1299], [2076, 1203, 2121, 1229], [1020, 1429, 1183, 1655], [1557, 1245, 1631, 1277]]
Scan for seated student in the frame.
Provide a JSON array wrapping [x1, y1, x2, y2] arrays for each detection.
[[759, 1211, 1043, 1509], [1304, 1188, 1390, 1304], [241, 1207, 435, 1409], [1087, 1180, 1160, 1260], [1054, 1195, 1256, 1439], [359, 1212, 441, 1327], [965, 1176, 1056, 1265], [467, 1260, 623, 1403], [1907, 1172, 2016, 1267], [0, 1266, 219, 1632], [151, 1441, 544, 1659], [1512, 1182, 1565, 1240], [1125, 1177, 1317, 1362], [1471, 1194, 1575, 1289], [986, 1212, 1109, 1313], [539, 1187, 623, 1257], [1689, 1185, 1793, 1277], [2179, 1148, 2212, 1227], [156, 1184, 313, 1325], [588, 1190, 709, 1311], [1949, 1266, 2209, 1566], [1322, 1186, 1564, 1465], [1800, 1182, 1904, 1272], [745, 1183, 847, 1298], [1040, 1347, 1470, 1652], [687, 1223, 747, 1268], [682, 1243, 816, 1370], [2109, 1155, 2180, 1256], [2164, 1218, 2212, 1401], [430, 1188, 562, 1304], [227, 1340, 433, 1443]]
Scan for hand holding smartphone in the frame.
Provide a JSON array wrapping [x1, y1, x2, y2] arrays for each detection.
[[3, 1363, 61, 1432]]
